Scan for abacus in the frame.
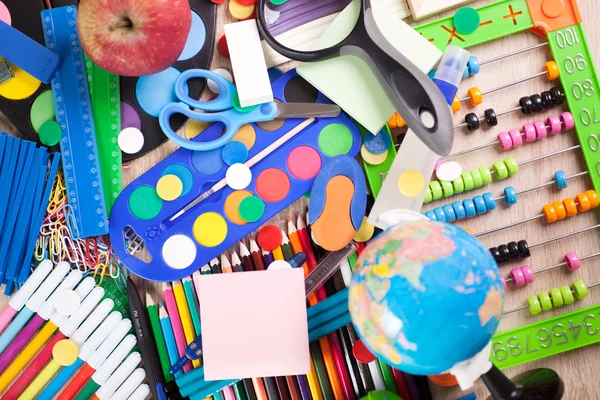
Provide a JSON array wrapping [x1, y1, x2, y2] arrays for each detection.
[[413, 0, 600, 397]]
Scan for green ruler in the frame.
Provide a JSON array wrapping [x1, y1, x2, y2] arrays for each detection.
[[360, 125, 396, 199], [491, 304, 600, 369], [85, 56, 122, 214], [548, 24, 600, 195], [415, 0, 533, 52]]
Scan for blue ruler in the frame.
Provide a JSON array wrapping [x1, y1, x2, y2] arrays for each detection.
[[41, 6, 108, 239]]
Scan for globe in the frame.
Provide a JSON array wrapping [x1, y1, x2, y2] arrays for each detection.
[[349, 220, 504, 375]]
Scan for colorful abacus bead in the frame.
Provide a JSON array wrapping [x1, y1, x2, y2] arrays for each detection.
[[531, 94, 544, 112], [546, 114, 562, 134], [550, 86, 565, 105], [490, 240, 529, 265], [451, 95, 461, 113], [523, 122, 536, 142], [527, 280, 588, 315], [484, 109, 497, 126], [550, 287, 564, 307], [527, 296, 542, 315], [504, 186, 517, 205], [541, 90, 554, 109], [467, 87, 483, 106], [511, 267, 526, 287], [565, 252, 580, 271], [467, 56, 480, 75], [545, 61, 560, 80], [465, 113, 480, 131], [521, 264, 534, 284], [572, 279, 588, 299], [555, 170, 568, 189], [561, 111, 575, 130]]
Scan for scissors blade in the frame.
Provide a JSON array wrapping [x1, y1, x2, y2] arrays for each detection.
[[276, 103, 341, 119]]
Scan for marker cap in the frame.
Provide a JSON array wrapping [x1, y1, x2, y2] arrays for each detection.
[[87, 319, 132, 368], [94, 350, 141, 393], [71, 298, 114, 346], [60, 286, 105, 336], [78, 311, 122, 362], [91, 335, 137, 385], [37, 269, 83, 319], [8, 259, 53, 311], [127, 383, 150, 400], [50, 277, 95, 327], [108, 368, 146, 400], [24, 261, 70, 312]]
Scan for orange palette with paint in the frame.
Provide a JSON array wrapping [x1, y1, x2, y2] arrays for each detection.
[[109, 70, 362, 282], [308, 156, 367, 251]]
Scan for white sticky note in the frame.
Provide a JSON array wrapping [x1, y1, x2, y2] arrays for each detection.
[[297, 0, 441, 133], [225, 20, 273, 107], [198, 269, 310, 380]]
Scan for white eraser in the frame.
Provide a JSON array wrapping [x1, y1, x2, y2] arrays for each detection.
[[224, 20, 273, 107]]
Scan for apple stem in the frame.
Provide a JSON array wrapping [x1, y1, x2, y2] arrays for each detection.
[[113, 18, 133, 29]]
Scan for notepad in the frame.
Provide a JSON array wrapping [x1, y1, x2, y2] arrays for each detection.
[[198, 269, 310, 380]]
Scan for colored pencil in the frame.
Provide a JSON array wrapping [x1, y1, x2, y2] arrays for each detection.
[[239, 242, 254, 272], [173, 280, 200, 368], [192, 269, 203, 301], [159, 303, 183, 380], [272, 245, 284, 261], [249, 239, 266, 271], [220, 254, 233, 273], [231, 250, 244, 273], [287, 218, 309, 277], [162, 282, 191, 372], [147, 292, 172, 382], [209, 257, 222, 274], [261, 249, 274, 268], [297, 214, 344, 399], [182, 276, 202, 336], [391, 368, 411, 400]]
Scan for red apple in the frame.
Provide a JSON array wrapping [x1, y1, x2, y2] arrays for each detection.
[[78, 0, 191, 76]]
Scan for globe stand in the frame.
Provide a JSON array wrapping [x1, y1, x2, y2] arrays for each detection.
[[483, 365, 564, 400]]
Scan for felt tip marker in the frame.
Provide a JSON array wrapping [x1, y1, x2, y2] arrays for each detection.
[[0, 260, 52, 333], [109, 368, 146, 400], [94, 352, 141, 399]]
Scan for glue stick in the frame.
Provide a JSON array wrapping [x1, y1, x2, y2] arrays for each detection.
[[432, 45, 470, 104]]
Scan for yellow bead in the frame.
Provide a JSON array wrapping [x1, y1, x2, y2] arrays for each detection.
[[451, 95, 461, 113], [552, 200, 566, 220], [468, 87, 483, 106], [543, 203, 557, 223]]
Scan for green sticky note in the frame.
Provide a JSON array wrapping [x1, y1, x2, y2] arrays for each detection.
[[297, 0, 441, 133]]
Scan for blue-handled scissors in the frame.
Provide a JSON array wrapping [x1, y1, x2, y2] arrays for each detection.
[[158, 69, 341, 151]]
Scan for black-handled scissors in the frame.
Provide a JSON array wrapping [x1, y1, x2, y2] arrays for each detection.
[[257, 0, 454, 156]]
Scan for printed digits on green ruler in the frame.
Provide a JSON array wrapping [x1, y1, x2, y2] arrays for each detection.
[[548, 24, 600, 195], [491, 304, 600, 369], [85, 55, 122, 213]]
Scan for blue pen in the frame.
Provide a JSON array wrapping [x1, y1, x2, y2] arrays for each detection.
[[170, 334, 203, 375], [159, 302, 183, 378]]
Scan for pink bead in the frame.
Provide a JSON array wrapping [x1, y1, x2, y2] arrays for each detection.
[[434, 158, 441, 171], [508, 128, 523, 148], [534, 120, 547, 140], [546, 115, 562, 134], [561, 112, 575, 131], [520, 264, 534, 284], [522, 122, 537, 142], [511, 267, 526, 287], [565, 252, 580, 271], [497, 131, 513, 150]]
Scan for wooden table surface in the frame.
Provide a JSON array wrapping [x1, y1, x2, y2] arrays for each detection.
[[2, 0, 600, 399]]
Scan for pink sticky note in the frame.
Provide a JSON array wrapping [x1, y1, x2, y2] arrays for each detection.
[[198, 269, 310, 380]]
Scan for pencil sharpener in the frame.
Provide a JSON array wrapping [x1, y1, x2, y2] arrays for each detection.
[[0, 61, 14, 85]]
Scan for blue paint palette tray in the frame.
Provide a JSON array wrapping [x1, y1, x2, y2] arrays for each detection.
[[110, 70, 362, 282]]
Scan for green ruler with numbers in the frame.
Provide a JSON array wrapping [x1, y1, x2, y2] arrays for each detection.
[[548, 24, 600, 195], [85, 56, 122, 215], [491, 304, 600, 369]]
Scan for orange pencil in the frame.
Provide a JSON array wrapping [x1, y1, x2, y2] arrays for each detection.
[[297, 215, 344, 399]]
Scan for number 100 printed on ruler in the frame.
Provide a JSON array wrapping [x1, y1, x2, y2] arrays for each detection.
[[548, 24, 600, 195], [41, 6, 108, 238], [491, 304, 600, 369]]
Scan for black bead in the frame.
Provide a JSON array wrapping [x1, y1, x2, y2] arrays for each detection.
[[489, 247, 501, 263], [550, 87, 564, 105], [519, 96, 534, 114], [518, 240, 530, 258], [484, 109, 498, 126], [465, 113, 480, 132], [541, 91, 554, 109], [498, 244, 511, 263], [507, 241, 520, 260], [531, 94, 543, 112]]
